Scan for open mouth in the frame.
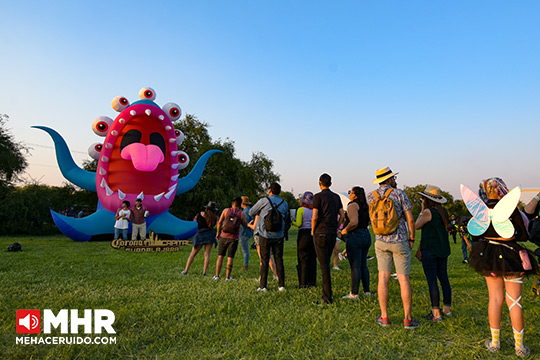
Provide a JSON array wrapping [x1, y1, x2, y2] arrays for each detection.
[[96, 103, 181, 206]]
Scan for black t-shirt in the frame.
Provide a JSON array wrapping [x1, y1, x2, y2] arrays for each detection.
[[313, 189, 343, 234]]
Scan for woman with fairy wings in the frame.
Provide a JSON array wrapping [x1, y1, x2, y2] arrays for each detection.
[[462, 178, 539, 357]]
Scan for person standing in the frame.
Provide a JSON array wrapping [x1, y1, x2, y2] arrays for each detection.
[[114, 200, 132, 240], [311, 173, 345, 305], [292, 191, 316, 288], [131, 198, 148, 240], [213, 197, 246, 281], [367, 166, 418, 329], [340, 186, 372, 299], [448, 214, 457, 244], [239, 196, 253, 271], [182, 201, 218, 276], [249, 183, 289, 292], [468, 178, 538, 357], [414, 185, 452, 322]]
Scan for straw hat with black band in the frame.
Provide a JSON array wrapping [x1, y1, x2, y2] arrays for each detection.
[[418, 185, 447, 204], [372, 166, 399, 184]]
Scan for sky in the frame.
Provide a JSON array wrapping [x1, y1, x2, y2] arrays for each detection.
[[2, 1, 540, 201]]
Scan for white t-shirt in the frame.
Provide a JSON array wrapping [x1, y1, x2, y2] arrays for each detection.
[[115, 209, 131, 229]]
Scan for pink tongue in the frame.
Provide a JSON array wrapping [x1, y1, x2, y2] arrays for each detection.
[[120, 143, 164, 172]]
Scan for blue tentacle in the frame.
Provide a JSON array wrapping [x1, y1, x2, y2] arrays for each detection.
[[176, 149, 222, 195], [32, 126, 96, 192]]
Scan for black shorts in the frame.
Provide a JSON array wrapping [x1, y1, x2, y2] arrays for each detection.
[[218, 237, 239, 258]]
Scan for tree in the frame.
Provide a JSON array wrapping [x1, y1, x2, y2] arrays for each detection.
[[0, 114, 28, 187], [170, 114, 280, 219]]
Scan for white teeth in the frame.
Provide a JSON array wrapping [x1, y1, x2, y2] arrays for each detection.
[[105, 143, 113, 149], [168, 183, 177, 192], [171, 163, 180, 169], [111, 130, 118, 136], [130, 110, 136, 116], [138, 192, 144, 201], [166, 126, 172, 131], [171, 150, 180, 156], [154, 192, 165, 201], [119, 118, 125, 124], [171, 174, 179, 181], [164, 188, 175, 199], [159, 115, 165, 120], [145, 109, 151, 116], [169, 138, 176, 143], [100, 178, 106, 188], [99, 167, 107, 175], [101, 155, 109, 162], [104, 181, 113, 196], [118, 189, 126, 200]]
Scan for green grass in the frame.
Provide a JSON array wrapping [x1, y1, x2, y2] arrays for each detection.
[[1, 231, 539, 359]]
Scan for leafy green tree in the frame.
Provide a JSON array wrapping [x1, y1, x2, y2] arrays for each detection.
[[403, 184, 469, 219], [170, 114, 280, 219], [0, 114, 28, 187]]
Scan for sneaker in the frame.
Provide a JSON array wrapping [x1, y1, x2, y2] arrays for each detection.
[[462, 259, 469, 264], [338, 253, 344, 261], [485, 339, 500, 353], [180, 270, 186, 276], [212, 275, 219, 280], [367, 255, 375, 260], [515, 346, 530, 357], [342, 293, 359, 300], [442, 311, 452, 316], [257, 287, 267, 292], [423, 313, 442, 322], [364, 292, 372, 297], [278, 286, 286, 292], [332, 266, 341, 271], [241, 266, 248, 271], [404, 318, 419, 329], [273, 275, 278, 281], [376, 316, 390, 327], [225, 277, 234, 281]]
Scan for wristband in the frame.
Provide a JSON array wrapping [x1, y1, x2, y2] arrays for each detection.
[[535, 195, 540, 202]]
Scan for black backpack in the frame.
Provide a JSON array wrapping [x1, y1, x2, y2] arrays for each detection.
[[264, 197, 285, 232], [222, 208, 241, 234], [528, 216, 540, 246], [7, 242, 22, 252]]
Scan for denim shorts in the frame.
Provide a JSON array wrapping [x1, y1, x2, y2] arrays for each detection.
[[375, 240, 411, 275]]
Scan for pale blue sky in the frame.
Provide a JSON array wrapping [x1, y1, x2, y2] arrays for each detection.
[[2, 1, 539, 199]]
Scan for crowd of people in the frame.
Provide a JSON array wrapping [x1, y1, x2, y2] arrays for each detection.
[[113, 167, 540, 357]]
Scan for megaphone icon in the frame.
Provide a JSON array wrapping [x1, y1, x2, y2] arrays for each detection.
[[18, 314, 39, 330]]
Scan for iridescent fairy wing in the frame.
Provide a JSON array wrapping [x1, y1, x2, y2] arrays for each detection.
[[491, 186, 521, 238], [460, 184, 489, 236]]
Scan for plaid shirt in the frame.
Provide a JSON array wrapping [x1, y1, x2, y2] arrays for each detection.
[[366, 184, 412, 244]]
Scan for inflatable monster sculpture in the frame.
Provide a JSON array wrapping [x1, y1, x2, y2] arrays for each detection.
[[33, 87, 221, 241]]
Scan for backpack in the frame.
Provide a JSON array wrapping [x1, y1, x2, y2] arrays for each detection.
[[222, 208, 241, 234], [528, 216, 540, 246], [264, 197, 285, 232], [7, 242, 22, 252], [369, 188, 400, 235]]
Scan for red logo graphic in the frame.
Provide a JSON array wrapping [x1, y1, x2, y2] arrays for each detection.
[[16, 310, 41, 334]]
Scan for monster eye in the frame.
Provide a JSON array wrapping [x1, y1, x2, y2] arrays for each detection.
[[88, 143, 103, 160], [139, 87, 156, 101], [92, 116, 113, 136], [162, 102, 182, 120], [174, 129, 185, 145], [177, 151, 190, 169], [111, 96, 130, 112]]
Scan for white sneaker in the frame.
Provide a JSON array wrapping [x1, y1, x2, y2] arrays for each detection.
[[342, 293, 358, 300], [257, 287, 267, 292], [278, 286, 286, 292], [333, 266, 341, 271], [364, 292, 372, 297], [180, 270, 186, 276], [212, 275, 219, 280], [225, 277, 234, 281], [338, 253, 344, 261], [273, 275, 278, 281]]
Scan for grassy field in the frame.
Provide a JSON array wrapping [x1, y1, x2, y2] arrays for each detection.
[[1, 230, 539, 359]]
